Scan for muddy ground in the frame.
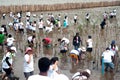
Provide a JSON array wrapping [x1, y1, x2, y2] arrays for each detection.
[[0, 6, 120, 80]]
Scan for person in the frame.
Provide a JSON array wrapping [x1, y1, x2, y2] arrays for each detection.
[[0, 31, 5, 49], [72, 69, 91, 80], [42, 37, 51, 48], [86, 35, 93, 61], [103, 11, 108, 20], [69, 47, 86, 64], [2, 46, 16, 80], [1, 25, 8, 36], [73, 33, 82, 50], [85, 13, 90, 21], [109, 40, 118, 55], [86, 35, 93, 53], [69, 49, 79, 64], [58, 38, 69, 56], [6, 34, 15, 48], [63, 15, 68, 28], [100, 19, 106, 29], [74, 14, 78, 25], [48, 57, 59, 79], [101, 47, 115, 72], [27, 35, 36, 47], [28, 57, 53, 80], [23, 47, 34, 80]]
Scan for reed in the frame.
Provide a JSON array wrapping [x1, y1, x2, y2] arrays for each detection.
[[0, 1, 120, 14]]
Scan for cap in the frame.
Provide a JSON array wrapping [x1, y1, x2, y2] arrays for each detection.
[[25, 47, 32, 53], [84, 69, 91, 75], [111, 40, 115, 45], [10, 46, 17, 53], [81, 47, 86, 52]]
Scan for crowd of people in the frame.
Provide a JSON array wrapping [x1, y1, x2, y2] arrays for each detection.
[[0, 8, 119, 80]]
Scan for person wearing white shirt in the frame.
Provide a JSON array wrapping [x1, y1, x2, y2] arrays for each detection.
[[74, 14, 78, 25], [6, 34, 15, 47], [28, 57, 53, 80], [101, 47, 114, 71], [24, 47, 34, 80], [86, 35, 93, 53], [48, 57, 59, 79], [2, 47, 16, 80]]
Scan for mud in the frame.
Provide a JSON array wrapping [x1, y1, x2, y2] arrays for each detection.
[[0, 6, 120, 80]]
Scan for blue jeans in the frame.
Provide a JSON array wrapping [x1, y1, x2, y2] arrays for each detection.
[[104, 62, 114, 70]]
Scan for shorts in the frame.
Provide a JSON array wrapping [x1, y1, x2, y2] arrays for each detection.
[[87, 48, 92, 53], [3, 68, 12, 76], [60, 50, 67, 53], [24, 71, 34, 79]]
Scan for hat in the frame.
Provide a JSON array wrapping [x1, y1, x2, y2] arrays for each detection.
[[111, 40, 115, 45], [10, 46, 17, 53], [25, 47, 32, 53], [84, 69, 91, 75], [81, 47, 86, 52]]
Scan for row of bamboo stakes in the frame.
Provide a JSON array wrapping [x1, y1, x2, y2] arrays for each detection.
[[0, 1, 120, 14]]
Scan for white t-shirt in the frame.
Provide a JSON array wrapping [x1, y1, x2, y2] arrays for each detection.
[[48, 64, 59, 79], [28, 75, 53, 80], [28, 36, 33, 42], [74, 15, 77, 20], [87, 39, 93, 48], [23, 54, 34, 72], [102, 50, 114, 63], [19, 22, 24, 29], [2, 52, 13, 69], [70, 50, 79, 55], [38, 21, 44, 29], [26, 12, 31, 17], [7, 37, 15, 46]]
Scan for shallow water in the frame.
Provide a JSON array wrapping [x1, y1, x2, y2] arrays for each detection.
[[0, 6, 120, 80]]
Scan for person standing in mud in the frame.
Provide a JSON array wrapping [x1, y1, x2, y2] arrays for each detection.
[[23, 47, 34, 80], [101, 47, 115, 72], [0, 31, 5, 50], [74, 14, 78, 25], [1, 47, 16, 80], [85, 13, 90, 22], [100, 19, 106, 29], [86, 35, 93, 61], [73, 33, 82, 50], [27, 35, 36, 48], [109, 40, 118, 55], [58, 38, 69, 56]]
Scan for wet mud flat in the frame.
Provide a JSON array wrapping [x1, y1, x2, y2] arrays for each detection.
[[0, 6, 120, 80]]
